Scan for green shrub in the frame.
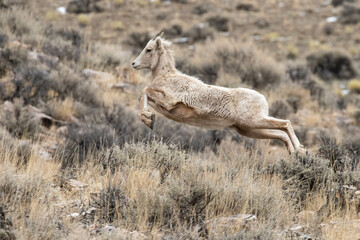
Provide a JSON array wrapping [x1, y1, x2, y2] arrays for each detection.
[[41, 39, 81, 62], [215, 41, 283, 89], [0, 7, 43, 45], [207, 15, 229, 32], [0, 99, 42, 138], [269, 135, 360, 208], [184, 25, 214, 43], [349, 79, 360, 93], [125, 31, 151, 52], [306, 49, 356, 80], [77, 14, 91, 27], [110, 20, 125, 31], [176, 57, 219, 84]]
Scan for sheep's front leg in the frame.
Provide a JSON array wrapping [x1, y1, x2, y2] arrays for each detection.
[[140, 91, 155, 129], [140, 87, 176, 129]]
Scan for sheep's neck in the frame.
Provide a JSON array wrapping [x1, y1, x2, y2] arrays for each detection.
[[152, 52, 175, 79]]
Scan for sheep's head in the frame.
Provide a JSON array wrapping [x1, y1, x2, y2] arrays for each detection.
[[132, 31, 164, 70]]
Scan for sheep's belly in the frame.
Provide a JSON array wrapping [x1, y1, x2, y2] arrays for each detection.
[[180, 118, 233, 130], [162, 107, 233, 130]]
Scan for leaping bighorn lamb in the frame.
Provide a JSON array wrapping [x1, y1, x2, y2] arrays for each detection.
[[132, 31, 305, 154]]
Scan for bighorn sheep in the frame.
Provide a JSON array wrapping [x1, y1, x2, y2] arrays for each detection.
[[132, 32, 304, 154]]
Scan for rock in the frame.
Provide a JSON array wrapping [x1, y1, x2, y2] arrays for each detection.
[[300, 234, 312, 240], [27, 105, 67, 128], [128, 231, 147, 239], [28, 51, 59, 68], [85, 207, 97, 214], [326, 16, 338, 23], [32, 144, 52, 161], [93, 227, 147, 239], [103, 225, 115, 233], [109, 82, 135, 91], [290, 225, 304, 232], [3, 101, 14, 112], [343, 184, 356, 191], [8, 40, 30, 50], [297, 211, 316, 224], [173, 37, 189, 44], [66, 179, 89, 191], [203, 214, 257, 236], [68, 212, 80, 218], [83, 68, 115, 82], [287, 225, 313, 240], [56, 6, 66, 14], [2, 101, 65, 129]]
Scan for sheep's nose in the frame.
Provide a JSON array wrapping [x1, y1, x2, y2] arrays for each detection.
[[132, 62, 135, 66]]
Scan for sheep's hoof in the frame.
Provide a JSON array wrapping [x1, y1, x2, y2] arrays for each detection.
[[296, 146, 307, 155], [141, 110, 155, 130]]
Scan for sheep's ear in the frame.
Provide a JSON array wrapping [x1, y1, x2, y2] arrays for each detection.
[[155, 37, 162, 49]]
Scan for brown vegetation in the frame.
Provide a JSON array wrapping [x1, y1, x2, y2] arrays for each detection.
[[0, 0, 360, 239]]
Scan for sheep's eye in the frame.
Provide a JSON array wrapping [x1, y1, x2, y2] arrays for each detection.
[[146, 49, 152, 53]]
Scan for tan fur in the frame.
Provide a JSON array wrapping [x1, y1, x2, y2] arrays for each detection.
[[132, 35, 305, 154]]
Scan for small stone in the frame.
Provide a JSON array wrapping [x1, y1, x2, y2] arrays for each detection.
[[290, 225, 304, 232], [65, 179, 89, 191], [56, 6, 66, 14], [203, 214, 257, 236], [109, 82, 135, 91], [83, 68, 115, 82], [103, 225, 115, 232], [297, 211, 316, 224], [343, 185, 356, 191], [69, 212, 80, 218], [129, 231, 147, 239], [326, 16, 338, 23], [173, 37, 189, 44]]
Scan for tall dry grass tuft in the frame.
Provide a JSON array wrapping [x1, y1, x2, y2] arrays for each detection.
[[0, 7, 43, 46], [1, 130, 360, 239], [176, 38, 285, 89]]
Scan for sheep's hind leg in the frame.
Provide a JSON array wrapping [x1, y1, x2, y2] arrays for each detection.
[[234, 127, 295, 154], [253, 117, 304, 152]]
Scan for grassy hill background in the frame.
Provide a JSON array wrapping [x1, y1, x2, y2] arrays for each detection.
[[1, 0, 360, 239]]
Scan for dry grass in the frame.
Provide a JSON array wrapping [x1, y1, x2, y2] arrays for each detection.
[[1, 138, 360, 239], [1, 1, 360, 239], [0, 7, 43, 46], [176, 38, 284, 89]]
